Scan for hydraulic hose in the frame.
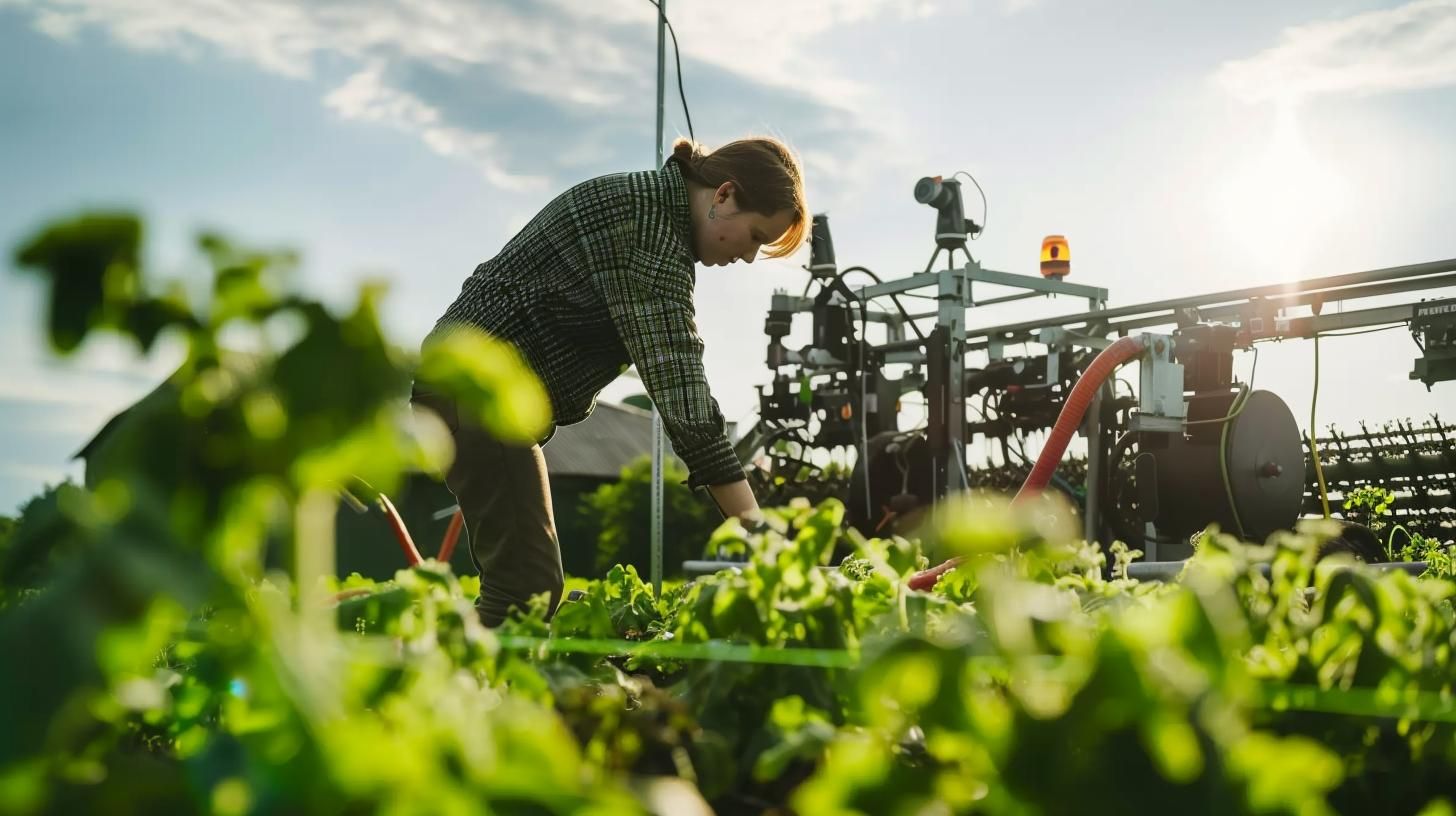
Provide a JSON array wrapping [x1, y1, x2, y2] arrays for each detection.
[[328, 501, 459, 608], [439, 508, 464, 563], [907, 335, 1148, 591], [379, 498, 463, 567], [379, 493, 424, 566], [1013, 336, 1147, 502]]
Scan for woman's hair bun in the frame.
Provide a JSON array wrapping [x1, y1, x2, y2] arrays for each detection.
[[671, 138, 704, 163]]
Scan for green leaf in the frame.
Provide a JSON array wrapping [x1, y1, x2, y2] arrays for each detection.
[[415, 326, 551, 444], [14, 212, 142, 352]]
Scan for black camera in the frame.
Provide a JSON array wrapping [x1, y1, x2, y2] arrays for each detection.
[[913, 177, 958, 210], [913, 176, 980, 250]]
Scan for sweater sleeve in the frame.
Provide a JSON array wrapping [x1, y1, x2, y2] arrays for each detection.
[[592, 242, 745, 488]]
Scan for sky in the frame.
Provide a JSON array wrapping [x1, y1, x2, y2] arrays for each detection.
[[1, 0, 1454, 515]]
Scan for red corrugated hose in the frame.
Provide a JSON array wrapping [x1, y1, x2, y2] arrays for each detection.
[[906, 335, 1147, 591]]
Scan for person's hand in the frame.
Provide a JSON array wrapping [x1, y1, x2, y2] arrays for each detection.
[[738, 510, 769, 535]]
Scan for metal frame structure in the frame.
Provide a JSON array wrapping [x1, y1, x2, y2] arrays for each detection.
[[766, 255, 1110, 540], [745, 255, 1456, 559], [954, 258, 1456, 548], [962, 259, 1456, 351]]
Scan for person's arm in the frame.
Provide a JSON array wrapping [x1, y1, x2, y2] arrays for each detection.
[[707, 479, 762, 522], [594, 242, 750, 498]]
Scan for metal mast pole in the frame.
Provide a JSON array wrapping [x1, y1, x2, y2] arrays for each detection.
[[650, 0, 667, 598]]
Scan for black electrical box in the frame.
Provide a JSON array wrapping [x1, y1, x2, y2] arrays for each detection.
[[1411, 298, 1456, 388], [1174, 323, 1239, 394]]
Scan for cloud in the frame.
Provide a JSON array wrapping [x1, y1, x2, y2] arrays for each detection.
[[0, 402, 113, 437], [323, 64, 548, 192], [7, 0, 927, 192], [0, 461, 78, 486], [0, 379, 137, 409], [0, 338, 172, 427], [0, 377, 148, 439], [1215, 0, 1456, 104]]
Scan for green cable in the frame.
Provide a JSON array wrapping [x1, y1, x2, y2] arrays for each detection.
[[1309, 334, 1332, 518], [1184, 392, 1253, 426], [499, 637, 1456, 725], [496, 635, 860, 669], [1258, 682, 1456, 725], [1218, 384, 1252, 539]]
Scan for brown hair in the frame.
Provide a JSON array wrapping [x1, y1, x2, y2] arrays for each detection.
[[669, 136, 808, 259]]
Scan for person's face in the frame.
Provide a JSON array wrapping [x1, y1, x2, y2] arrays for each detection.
[[696, 183, 796, 267]]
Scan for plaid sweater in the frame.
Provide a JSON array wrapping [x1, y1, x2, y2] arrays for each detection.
[[428, 161, 744, 489]]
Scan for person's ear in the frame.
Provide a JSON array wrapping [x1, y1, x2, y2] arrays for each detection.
[[715, 182, 736, 207]]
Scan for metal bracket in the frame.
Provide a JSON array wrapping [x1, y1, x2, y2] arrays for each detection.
[[1037, 326, 1114, 352], [1137, 332, 1186, 425], [1128, 414, 1185, 433]]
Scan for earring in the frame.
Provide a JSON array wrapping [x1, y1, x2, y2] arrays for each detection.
[[708, 205, 716, 220]]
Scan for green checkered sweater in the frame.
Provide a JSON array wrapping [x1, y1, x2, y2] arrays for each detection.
[[428, 160, 744, 489]]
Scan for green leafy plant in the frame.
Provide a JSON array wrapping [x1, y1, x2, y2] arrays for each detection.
[[1343, 485, 1395, 532], [0, 211, 656, 815], [10, 209, 1456, 816]]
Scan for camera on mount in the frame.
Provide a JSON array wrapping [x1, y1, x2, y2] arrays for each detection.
[[914, 176, 981, 250]]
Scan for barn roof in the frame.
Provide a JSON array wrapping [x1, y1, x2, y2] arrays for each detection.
[[545, 401, 681, 479]]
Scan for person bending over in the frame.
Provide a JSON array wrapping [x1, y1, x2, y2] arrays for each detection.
[[413, 136, 809, 627]]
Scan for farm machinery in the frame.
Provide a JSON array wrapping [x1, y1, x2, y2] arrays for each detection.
[[733, 175, 1456, 565]]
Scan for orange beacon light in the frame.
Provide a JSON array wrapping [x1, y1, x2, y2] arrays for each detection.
[[1040, 235, 1070, 279]]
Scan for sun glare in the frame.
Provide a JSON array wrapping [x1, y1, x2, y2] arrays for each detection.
[[1212, 105, 1349, 280]]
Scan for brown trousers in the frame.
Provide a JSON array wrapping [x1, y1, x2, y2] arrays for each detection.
[[409, 386, 564, 627]]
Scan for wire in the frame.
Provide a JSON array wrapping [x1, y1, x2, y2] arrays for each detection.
[[838, 266, 882, 285], [1315, 323, 1407, 339], [840, 265, 927, 343], [1184, 403, 1252, 428], [953, 171, 989, 238], [643, 0, 694, 144], [1183, 346, 1260, 427], [950, 435, 970, 491], [1188, 345, 1263, 539], [855, 294, 873, 518], [1310, 334, 1332, 518], [1013, 431, 1032, 466], [816, 277, 874, 516], [1217, 384, 1251, 539]]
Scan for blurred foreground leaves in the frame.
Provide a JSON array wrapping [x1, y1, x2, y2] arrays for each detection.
[[1, 211, 637, 814], [5, 211, 1456, 815]]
